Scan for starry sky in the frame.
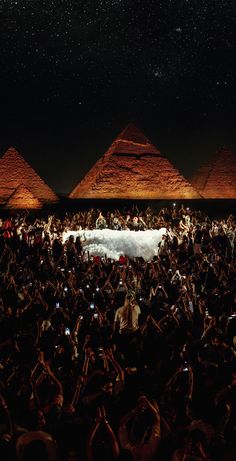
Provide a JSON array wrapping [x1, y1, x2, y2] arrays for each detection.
[[0, 0, 235, 194]]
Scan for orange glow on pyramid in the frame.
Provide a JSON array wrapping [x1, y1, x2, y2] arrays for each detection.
[[190, 147, 236, 198], [70, 124, 201, 199], [6, 184, 42, 209], [0, 147, 58, 206]]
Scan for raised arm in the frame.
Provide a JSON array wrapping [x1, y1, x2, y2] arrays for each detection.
[[0, 395, 13, 441], [100, 406, 120, 459], [87, 401, 120, 460], [44, 364, 63, 397]]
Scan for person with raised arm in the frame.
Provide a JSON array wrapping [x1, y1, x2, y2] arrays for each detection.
[[118, 395, 161, 461], [87, 405, 120, 461]]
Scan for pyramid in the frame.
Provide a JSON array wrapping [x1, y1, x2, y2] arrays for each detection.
[[190, 147, 236, 198], [70, 124, 201, 199], [0, 147, 58, 205], [6, 184, 42, 209]]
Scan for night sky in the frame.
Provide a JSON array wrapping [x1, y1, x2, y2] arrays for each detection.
[[0, 0, 235, 194]]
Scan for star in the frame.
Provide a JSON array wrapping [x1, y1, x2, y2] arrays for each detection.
[[0, 0, 234, 196], [154, 70, 162, 78]]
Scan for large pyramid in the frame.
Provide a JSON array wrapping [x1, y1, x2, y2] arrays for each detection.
[[0, 147, 58, 206], [190, 147, 236, 198], [70, 124, 200, 199], [6, 184, 41, 209]]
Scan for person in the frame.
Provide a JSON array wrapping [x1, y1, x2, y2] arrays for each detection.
[[131, 217, 140, 231], [86, 406, 120, 461], [194, 225, 202, 255], [65, 235, 77, 266], [226, 226, 235, 259], [1, 205, 236, 461], [16, 430, 58, 461], [95, 212, 107, 230], [114, 292, 141, 336], [114, 292, 141, 366], [111, 216, 122, 231], [118, 396, 161, 461]]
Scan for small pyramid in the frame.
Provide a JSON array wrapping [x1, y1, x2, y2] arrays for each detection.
[[190, 147, 236, 198], [6, 184, 42, 209], [70, 124, 200, 199], [0, 147, 58, 205]]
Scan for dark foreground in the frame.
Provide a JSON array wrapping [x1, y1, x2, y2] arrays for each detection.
[[0, 205, 235, 461]]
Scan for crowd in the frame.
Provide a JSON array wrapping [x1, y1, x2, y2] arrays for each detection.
[[0, 204, 235, 461]]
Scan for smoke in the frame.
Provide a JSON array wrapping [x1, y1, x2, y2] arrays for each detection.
[[63, 228, 166, 261]]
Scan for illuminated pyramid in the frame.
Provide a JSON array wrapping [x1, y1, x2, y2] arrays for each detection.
[[6, 184, 41, 209], [70, 124, 201, 199], [0, 147, 58, 206], [191, 147, 236, 198]]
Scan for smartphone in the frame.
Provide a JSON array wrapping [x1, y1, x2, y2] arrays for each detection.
[[229, 314, 236, 320], [55, 302, 60, 309], [65, 327, 70, 335], [90, 303, 95, 309]]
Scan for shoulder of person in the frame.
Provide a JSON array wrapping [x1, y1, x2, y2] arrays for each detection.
[[115, 307, 122, 317]]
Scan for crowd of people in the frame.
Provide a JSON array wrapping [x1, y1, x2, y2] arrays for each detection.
[[0, 204, 235, 461]]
